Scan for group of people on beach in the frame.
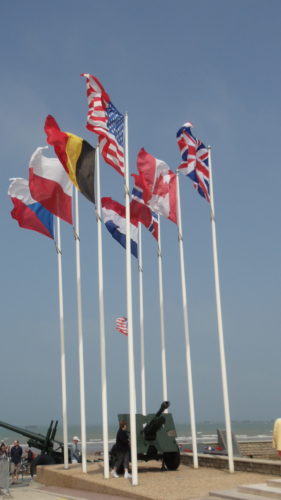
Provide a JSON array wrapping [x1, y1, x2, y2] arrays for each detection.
[[0, 439, 34, 481]]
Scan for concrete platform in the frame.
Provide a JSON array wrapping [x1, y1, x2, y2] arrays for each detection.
[[36, 461, 276, 500]]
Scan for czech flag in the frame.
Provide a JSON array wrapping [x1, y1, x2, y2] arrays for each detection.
[[8, 178, 54, 239]]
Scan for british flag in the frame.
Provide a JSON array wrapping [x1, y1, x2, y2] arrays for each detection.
[[81, 74, 125, 176], [176, 122, 210, 202]]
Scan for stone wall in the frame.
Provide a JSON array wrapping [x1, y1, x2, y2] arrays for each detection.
[[181, 453, 281, 475], [239, 441, 277, 459], [202, 440, 277, 460], [180, 440, 281, 475]]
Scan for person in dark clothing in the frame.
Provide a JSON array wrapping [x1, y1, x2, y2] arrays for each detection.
[[111, 420, 131, 479], [10, 440, 22, 480]]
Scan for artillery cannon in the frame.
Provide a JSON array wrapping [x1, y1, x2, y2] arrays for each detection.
[[114, 401, 180, 471], [0, 420, 71, 474]]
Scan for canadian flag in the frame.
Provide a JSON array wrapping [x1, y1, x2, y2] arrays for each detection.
[[136, 148, 177, 224]]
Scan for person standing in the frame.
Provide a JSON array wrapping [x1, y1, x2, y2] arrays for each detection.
[[10, 440, 22, 481], [272, 418, 281, 457], [111, 420, 131, 479], [71, 436, 81, 463]]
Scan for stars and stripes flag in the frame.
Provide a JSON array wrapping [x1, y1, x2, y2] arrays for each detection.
[[176, 122, 210, 202], [81, 73, 125, 176], [115, 316, 128, 336]]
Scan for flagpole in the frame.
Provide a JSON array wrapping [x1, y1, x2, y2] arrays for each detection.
[[176, 173, 198, 468], [208, 147, 234, 473], [124, 113, 138, 486], [157, 218, 168, 403], [138, 223, 146, 415], [95, 144, 110, 478], [74, 188, 87, 473], [56, 217, 69, 469]]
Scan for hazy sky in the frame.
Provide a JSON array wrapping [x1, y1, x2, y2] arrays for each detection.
[[1, 0, 281, 430]]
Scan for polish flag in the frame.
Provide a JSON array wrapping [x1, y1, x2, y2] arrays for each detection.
[[136, 148, 177, 224], [29, 146, 73, 224]]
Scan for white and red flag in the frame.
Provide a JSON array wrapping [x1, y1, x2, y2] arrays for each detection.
[[29, 146, 73, 224], [136, 148, 177, 224], [115, 317, 128, 336]]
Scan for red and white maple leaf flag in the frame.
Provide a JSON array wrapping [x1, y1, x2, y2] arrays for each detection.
[[136, 148, 177, 224]]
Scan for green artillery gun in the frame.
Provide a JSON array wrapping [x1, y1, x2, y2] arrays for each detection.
[[0, 419, 70, 473], [116, 401, 180, 471]]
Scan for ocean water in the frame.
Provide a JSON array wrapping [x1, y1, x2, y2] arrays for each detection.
[[0, 420, 274, 453]]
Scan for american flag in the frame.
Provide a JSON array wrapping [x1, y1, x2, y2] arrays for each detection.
[[81, 74, 125, 176], [176, 123, 210, 202], [115, 316, 128, 336]]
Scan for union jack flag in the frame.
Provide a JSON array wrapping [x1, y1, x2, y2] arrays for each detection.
[[115, 316, 128, 336], [176, 122, 210, 202], [81, 74, 125, 176]]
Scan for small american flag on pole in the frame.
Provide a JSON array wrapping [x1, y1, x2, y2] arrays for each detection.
[[81, 74, 125, 176], [115, 316, 128, 336]]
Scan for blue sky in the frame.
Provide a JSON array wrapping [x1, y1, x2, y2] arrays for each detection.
[[1, 0, 281, 430]]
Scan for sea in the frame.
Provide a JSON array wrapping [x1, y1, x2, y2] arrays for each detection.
[[0, 420, 274, 454]]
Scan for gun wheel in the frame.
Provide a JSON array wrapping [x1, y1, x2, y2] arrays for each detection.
[[31, 454, 56, 476], [163, 450, 180, 470]]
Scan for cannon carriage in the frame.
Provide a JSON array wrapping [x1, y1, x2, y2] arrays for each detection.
[[111, 401, 181, 471]]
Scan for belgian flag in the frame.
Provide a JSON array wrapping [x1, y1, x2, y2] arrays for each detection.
[[44, 115, 95, 204]]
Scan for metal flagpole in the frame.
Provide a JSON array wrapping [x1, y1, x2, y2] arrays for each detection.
[[157, 218, 168, 403], [95, 144, 110, 478], [124, 113, 138, 486], [74, 188, 87, 473], [56, 217, 69, 469], [208, 147, 234, 473], [138, 223, 146, 415], [176, 173, 198, 469]]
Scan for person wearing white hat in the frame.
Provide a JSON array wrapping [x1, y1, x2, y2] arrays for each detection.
[[71, 436, 81, 463]]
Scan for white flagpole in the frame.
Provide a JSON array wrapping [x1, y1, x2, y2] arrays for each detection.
[[95, 144, 110, 478], [208, 147, 234, 473], [56, 217, 69, 469], [124, 113, 138, 486], [176, 173, 198, 469], [157, 218, 168, 403], [138, 223, 146, 415], [74, 188, 87, 473]]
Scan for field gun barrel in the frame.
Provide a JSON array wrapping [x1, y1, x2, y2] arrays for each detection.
[[143, 401, 170, 440], [0, 420, 64, 453], [0, 420, 49, 443]]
